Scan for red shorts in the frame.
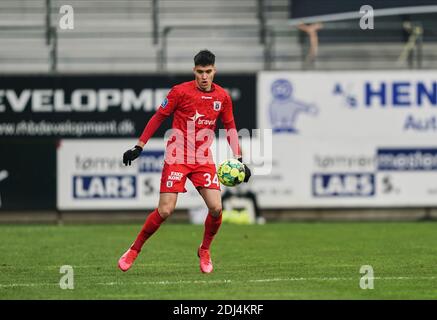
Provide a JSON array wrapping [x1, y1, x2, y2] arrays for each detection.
[[160, 162, 221, 193]]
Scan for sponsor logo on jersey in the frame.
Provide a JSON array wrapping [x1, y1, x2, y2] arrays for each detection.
[[201, 96, 212, 100], [213, 101, 222, 111], [189, 110, 216, 126], [198, 119, 216, 125], [189, 110, 204, 122]]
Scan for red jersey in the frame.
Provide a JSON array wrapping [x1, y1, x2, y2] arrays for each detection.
[[139, 80, 241, 164]]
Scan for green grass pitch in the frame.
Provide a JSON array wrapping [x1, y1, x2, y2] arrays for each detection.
[[1, 222, 437, 299]]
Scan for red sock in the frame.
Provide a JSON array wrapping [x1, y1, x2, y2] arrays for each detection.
[[201, 212, 222, 250], [131, 209, 165, 252]]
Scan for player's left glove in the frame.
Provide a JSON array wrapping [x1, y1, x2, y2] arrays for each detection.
[[238, 157, 251, 183]]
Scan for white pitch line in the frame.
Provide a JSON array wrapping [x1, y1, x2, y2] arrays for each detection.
[[0, 262, 305, 270], [0, 283, 58, 288], [92, 276, 437, 286], [0, 264, 191, 270], [1, 276, 436, 289]]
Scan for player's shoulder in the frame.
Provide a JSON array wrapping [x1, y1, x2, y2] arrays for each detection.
[[173, 81, 194, 91], [213, 82, 231, 99], [168, 81, 195, 98], [163, 82, 186, 102]]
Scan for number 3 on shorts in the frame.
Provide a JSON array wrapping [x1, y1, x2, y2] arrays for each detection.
[[204, 173, 219, 187]]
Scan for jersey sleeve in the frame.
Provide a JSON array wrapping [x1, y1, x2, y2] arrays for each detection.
[[156, 85, 181, 117], [139, 85, 181, 144], [220, 93, 235, 127], [220, 93, 242, 157], [139, 112, 168, 144]]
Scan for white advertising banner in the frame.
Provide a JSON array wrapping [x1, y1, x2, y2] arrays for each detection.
[[256, 71, 437, 207], [57, 138, 248, 210], [57, 139, 207, 210]]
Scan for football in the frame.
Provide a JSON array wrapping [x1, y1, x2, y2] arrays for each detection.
[[217, 159, 246, 187]]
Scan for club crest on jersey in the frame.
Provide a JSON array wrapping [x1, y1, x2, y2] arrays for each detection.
[[213, 101, 221, 111]]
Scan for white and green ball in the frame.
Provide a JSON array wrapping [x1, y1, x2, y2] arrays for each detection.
[[217, 159, 245, 187]]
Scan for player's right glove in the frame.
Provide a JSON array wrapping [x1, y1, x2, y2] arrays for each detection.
[[237, 157, 252, 183], [123, 145, 143, 166]]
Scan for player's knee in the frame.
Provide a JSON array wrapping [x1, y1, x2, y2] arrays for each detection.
[[208, 204, 222, 217], [158, 205, 174, 219]]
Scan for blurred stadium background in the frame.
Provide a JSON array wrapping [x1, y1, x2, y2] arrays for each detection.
[[2, 0, 437, 223], [2, 0, 437, 301]]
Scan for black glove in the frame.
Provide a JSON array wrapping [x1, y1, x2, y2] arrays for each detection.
[[123, 145, 143, 166], [237, 157, 251, 183]]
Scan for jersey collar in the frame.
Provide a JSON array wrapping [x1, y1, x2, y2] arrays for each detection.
[[194, 80, 216, 93]]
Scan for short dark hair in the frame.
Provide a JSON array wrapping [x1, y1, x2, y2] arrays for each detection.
[[194, 49, 215, 66]]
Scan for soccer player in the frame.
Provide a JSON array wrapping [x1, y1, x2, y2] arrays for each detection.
[[118, 49, 251, 273]]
